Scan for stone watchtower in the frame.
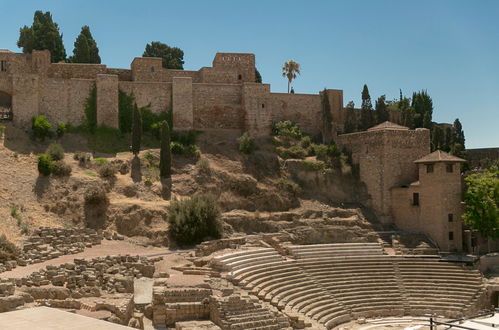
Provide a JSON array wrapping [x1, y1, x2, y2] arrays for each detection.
[[391, 150, 466, 252]]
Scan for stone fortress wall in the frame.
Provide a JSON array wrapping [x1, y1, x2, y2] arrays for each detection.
[[0, 49, 341, 137]]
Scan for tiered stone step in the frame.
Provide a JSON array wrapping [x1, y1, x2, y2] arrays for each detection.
[[287, 243, 384, 259]]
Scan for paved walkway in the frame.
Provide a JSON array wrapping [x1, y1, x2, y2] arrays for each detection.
[[0, 306, 132, 329]]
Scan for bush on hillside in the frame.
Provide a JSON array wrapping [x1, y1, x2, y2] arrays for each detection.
[[276, 146, 307, 159], [272, 120, 302, 139], [168, 194, 222, 246], [170, 141, 184, 154], [37, 153, 54, 176], [98, 163, 117, 178], [84, 185, 108, 205], [237, 133, 255, 154], [46, 143, 65, 161], [0, 125, 5, 138], [0, 234, 19, 262], [52, 160, 72, 176], [56, 122, 66, 138], [32, 115, 52, 141]]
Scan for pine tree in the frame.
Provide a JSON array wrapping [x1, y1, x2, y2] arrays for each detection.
[[375, 95, 389, 124], [143, 42, 184, 69], [17, 11, 66, 63], [360, 84, 374, 130], [160, 121, 172, 178], [131, 103, 142, 156], [69, 26, 101, 63], [411, 90, 433, 128]]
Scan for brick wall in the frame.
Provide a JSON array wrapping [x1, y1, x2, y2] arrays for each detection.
[[269, 93, 322, 136], [96, 74, 119, 128], [119, 81, 172, 114]]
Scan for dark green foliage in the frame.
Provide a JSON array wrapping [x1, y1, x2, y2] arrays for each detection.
[[84, 85, 97, 132], [143, 41, 184, 69], [237, 133, 255, 154], [170, 141, 184, 154], [37, 153, 53, 176], [272, 121, 302, 139], [98, 163, 117, 178], [300, 136, 312, 149], [0, 234, 20, 262], [398, 95, 414, 129], [132, 103, 142, 155], [52, 160, 72, 176], [276, 146, 307, 159], [452, 118, 466, 158], [375, 95, 389, 124], [168, 194, 222, 246], [141, 107, 170, 133], [344, 101, 358, 133], [255, 68, 262, 83], [32, 115, 52, 141], [321, 89, 333, 144], [300, 160, 325, 171], [45, 142, 64, 161], [56, 122, 66, 138], [360, 84, 374, 130], [411, 90, 433, 128], [118, 90, 134, 133], [68, 25, 101, 64], [84, 185, 108, 205], [463, 166, 499, 239], [17, 11, 66, 63], [160, 121, 172, 178]]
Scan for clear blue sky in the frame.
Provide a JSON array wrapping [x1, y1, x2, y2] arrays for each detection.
[[1, 0, 498, 148]]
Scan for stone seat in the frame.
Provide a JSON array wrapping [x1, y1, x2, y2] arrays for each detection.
[[239, 263, 300, 284], [399, 270, 481, 278], [318, 277, 399, 287], [306, 301, 347, 320], [301, 264, 395, 273], [292, 248, 383, 258], [231, 260, 291, 279], [222, 251, 281, 265], [292, 294, 333, 312], [226, 312, 277, 324], [315, 306, 350, 324], [333, 289, 402, 299], [227, 255, 284, 271], [401, 277, 479, 286], [251, 273, 304, 292], [324, 314, 353, 330], [242, 267, 302, 288], [283, 287, 325, 307], [214, 248, 275, 262], [229, 318, 280, 330], [264, 280, 317, 300]]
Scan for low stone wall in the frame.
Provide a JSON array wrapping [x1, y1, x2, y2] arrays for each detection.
[[195, 238, 246, 257], [0, 227, 103, 273], [152, 286, 211, 327]]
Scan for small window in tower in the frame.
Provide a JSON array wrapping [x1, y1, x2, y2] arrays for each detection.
[[449, 231, 454, 241], [238, 74, 242, 80], [448, 213, 453, 222], [446, 164, 453, 173], [0, 60, 7, 72], [412, 193, 420, 206], [426, 164, 434, 173], [150, 67, 155, 72], [262, 104, 265, 108]]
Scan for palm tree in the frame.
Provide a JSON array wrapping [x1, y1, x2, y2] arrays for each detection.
[[282, 60, 301, 93]]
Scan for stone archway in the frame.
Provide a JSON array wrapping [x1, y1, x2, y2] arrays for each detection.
[[0, 90, 12, 120]]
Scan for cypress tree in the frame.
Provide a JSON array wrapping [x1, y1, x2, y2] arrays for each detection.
[[321, 89, 333, 143], [344, 101, 357, 133], [17, 11, 66, 63], [375, 95, 389, 124], [360, 84, 374, 130], [131, 103, 142, 156], [411, 90, 433, 128], [69, 26, 101, 63], [160, 121, 172, 178]]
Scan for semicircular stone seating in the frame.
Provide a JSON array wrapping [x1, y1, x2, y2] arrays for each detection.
[[214, 243, 485, 329]]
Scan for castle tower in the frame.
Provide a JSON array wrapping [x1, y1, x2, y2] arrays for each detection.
[[391, 150, 466, 252]]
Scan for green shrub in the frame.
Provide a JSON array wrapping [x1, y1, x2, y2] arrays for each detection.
[[237, 133, 255, 154], [276, 146, 307, 159], [56, 122, 66, 138], [46, 143, 65, 161], [300, 136, 312, 149], [168, 194, 222, 246], [272, 120, 302, 139], [170, 141, 184, 154], [0, 234, 19, 262], [0, 125, 5, 138], [94, 157, 108, 165], [278, 178, 301, 196], [141, 107, 170, 132], [196, 158, 210, 172], [84, 185, 108, 205], [98, 163, 117, 178], [37, 154, 53, 176], [300, 160, 325, 171], [310, 143, 328, 160], [74, 152, 92, 165], [32, 115, 52, 141], [52, 161, 72, 176], [174, 130, 199, 146], [118, 90, 134, 133]]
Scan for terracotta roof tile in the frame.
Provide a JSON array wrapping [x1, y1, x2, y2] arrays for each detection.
[[414, 150, 466, 163]]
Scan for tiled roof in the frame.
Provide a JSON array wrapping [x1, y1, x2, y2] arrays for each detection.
[[414, 150, 466, 163], [367, 121, 409, 131]]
